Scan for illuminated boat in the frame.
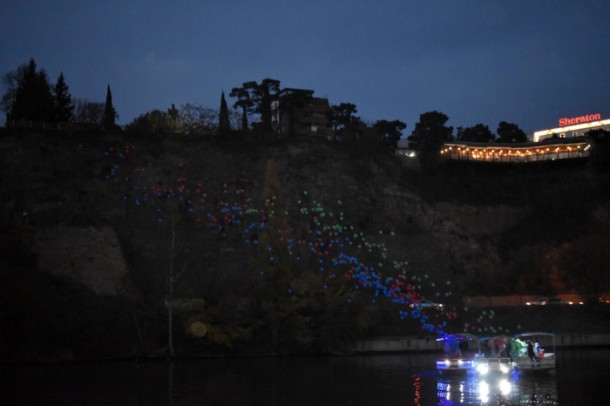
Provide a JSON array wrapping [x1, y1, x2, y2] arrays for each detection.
[[474, 335, 514, 376], [435, 333, 479, 373], [511, 332, 556, 374]]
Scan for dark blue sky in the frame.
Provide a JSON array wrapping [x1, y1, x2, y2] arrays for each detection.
[[2, 0, 609, 135]]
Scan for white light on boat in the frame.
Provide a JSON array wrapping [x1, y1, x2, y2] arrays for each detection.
[[476, 364, 489, 375], [457, 360, 464, 366], [499, 379, 512, 396], [437, 360, 451, 368], [500, 364, 509, 374], [478, 381, 490, 403]]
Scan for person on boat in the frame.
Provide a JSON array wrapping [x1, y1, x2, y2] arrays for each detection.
[[443, 335, 462, 357], [527, 340, 540, 367], [505, 340, 513, 362], [487, 338, 496, 357], [512, 338, 526, 360], [458, 339, 468, 356], [488, 336, 507, 357]]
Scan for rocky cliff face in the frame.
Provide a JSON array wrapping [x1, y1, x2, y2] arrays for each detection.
[[3, 131, 609, 360], [1, 132, 606, 298], [33, 226, 130, 296]]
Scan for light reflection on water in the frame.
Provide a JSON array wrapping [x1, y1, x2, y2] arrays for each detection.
[[436, 371, 558, 405], [3, 349, 609, 405]]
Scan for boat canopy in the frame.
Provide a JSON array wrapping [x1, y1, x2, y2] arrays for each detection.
[[436, 333, 478, 342], [478, 335, 508, 342], [514, 332, 555, 339]]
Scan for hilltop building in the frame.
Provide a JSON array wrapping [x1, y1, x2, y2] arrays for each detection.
[[397, 112, 608, 165], [271, 88, 332, 138], [533, 113, 610, 142]]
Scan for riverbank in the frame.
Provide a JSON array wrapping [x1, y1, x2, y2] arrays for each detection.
[[3, 330, 610, 366], [355, 333, 610, 353]]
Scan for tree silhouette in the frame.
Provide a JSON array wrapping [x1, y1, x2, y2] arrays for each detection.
[[331, 103, 358, 132], [457, 123, 494, 142], [125, 109, 172, 138], [586, 129, 610, 169], [102, 84, 118, 129], [329, 102, 364, 142], [408, 111, 453, 169], [2, 71, 19, 115], [178, 103, 216, 135], [496, 121, 527, 143], [74, 99, 104, 125], [5, 58, 54, 123], [230, 79, 280, 133], [373, 119, 407, 153], [167, 104, 180, 134], [53, 72, 74, 123], [229, 85, 254, 131], [247, 78, 280, 132], [218, 91, 231, 136]]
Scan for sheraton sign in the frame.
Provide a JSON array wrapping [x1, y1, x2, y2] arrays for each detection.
[[559, 113, 601, 127]]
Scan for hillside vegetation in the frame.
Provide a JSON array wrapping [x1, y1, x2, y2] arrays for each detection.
[[1, 130, 609, 362]]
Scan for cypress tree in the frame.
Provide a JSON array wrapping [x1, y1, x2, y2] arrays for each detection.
[[251, 160, 292, 350], [53, 72, 74, 122], [102, 84, 118, 129], [167, 103, 180, 134], [218, 91, 231, 135]]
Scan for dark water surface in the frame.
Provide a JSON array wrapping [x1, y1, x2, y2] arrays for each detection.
[[4, 349, 609, 405]]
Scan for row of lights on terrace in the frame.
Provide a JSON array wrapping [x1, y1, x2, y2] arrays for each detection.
[[441, 144, 585, 160]]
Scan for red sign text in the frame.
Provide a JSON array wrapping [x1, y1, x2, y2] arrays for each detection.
[[559, 113, 601, 127]]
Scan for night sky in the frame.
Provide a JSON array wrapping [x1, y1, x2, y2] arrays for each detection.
[[2, 0, 609, 135]]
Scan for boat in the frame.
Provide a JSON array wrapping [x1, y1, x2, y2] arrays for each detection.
[[474, 335, 514, 375], [511, 332, 556, 374], [435, 333, 479, 373], [473, 332, 557, 375]]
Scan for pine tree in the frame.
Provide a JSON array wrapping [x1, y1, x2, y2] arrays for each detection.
[[229, 86, 253, 131], [218, 91, 231, 135], [250, 78, 280, 132], [7, 58, 55, 122], [102, 84, 118, 129], [53, 72, 74, 122]]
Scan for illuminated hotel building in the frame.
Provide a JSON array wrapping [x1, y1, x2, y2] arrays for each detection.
[[533, 113, 610, 142], [435, 113, 607, 164]]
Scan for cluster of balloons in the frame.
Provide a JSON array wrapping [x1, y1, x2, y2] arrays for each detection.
[[101, 143, 466, 336]]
